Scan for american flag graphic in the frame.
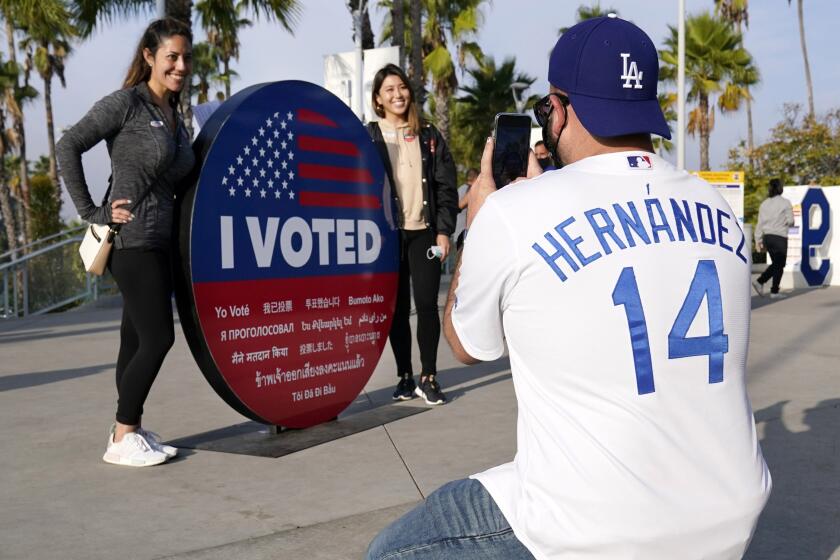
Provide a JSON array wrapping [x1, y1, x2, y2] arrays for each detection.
[[218, 107, 381, 210]]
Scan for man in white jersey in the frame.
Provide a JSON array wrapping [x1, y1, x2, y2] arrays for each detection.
[[367, 15, 770, 560]]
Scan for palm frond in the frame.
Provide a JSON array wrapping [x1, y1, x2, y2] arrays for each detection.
[[72, 0, 153, 38]]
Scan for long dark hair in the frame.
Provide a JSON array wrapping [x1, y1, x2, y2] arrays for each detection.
[[123, 18, 193, 108], [768, 178, 784, 197], [371, 64, 421, 134]]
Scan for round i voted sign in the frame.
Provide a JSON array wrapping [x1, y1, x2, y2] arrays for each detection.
[[174, 81, 398, 428]]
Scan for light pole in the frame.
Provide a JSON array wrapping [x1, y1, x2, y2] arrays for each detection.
[[351, 0, 367, 121], [677, 0, 686, 170], [511, 82, 529, 114]]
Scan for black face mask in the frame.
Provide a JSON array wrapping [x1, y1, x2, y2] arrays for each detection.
[[541, 117, 562, 168], [539, 118, 563, 169], [537, 156, 553, 170]]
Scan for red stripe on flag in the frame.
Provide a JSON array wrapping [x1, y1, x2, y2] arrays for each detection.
[[298, 135, 360, 157], [300, 191, 381, 209], [297, 109, 338, 128], [299, 163, 373, 184]]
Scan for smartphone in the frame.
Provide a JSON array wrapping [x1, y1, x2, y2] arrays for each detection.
[[492, 113, 532, 187]]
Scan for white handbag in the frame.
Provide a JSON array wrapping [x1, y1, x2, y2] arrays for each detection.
[[79, 223, 118, 276]]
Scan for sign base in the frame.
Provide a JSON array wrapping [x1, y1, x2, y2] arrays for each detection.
[[167, 403, 429, 458]]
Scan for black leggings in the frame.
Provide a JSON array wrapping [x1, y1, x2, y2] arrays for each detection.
[[389, 229, 442, 377], [108, 248, 175, 425], [757, 234, 788, 294]]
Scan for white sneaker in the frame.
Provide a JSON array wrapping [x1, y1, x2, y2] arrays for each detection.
[[108, 424, 178, 458], [137, 428, 178, 458], [769, 292, 787, 299], [103, 432, 168, 467], [751, 280, 765, 297]]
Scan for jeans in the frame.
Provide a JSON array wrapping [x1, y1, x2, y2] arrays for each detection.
[[366, 479, 535, 560], [389, 228, 442, 376], [757, 234, 788, 294]]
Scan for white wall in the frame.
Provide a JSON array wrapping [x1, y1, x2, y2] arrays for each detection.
[[778, 186, 839, 288]]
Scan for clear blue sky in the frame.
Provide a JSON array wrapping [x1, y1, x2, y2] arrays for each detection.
[[11, 0, 836, 220]]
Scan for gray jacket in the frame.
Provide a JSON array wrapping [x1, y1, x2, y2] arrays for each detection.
[[57, 82, 195, 250], [755, 194, 794, 243]]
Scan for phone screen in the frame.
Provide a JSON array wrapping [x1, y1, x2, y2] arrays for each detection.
[[492, 113, 533, 187]]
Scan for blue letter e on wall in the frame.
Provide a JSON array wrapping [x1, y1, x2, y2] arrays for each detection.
[[801, 188, 831, 286]]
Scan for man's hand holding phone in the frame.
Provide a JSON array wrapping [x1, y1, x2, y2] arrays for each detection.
[[466, 137, 541, 230]]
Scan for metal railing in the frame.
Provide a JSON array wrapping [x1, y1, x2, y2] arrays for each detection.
[[0, 226, 117, 319], [0, 225, 85, 264]]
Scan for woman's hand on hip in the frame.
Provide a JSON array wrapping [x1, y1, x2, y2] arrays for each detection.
[[110, 198, 134, 224]]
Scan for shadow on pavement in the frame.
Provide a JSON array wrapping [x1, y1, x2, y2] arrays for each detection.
[[745, 399, 840, 559], [360, 357, 512, 408], [0, 362, 115, 392], [0, 324, 121, 345], [748, 302, 838, 376], [750, 288, 814, 311]]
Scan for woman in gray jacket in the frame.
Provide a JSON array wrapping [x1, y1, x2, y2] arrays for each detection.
[[57, 18, 195, 467], [752, 178, 794, 298]]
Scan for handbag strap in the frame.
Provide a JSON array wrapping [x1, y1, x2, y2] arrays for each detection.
[[103, 88, 182, 231]]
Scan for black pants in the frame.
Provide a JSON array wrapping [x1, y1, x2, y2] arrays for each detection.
[[390, 229, 442, 377], [757, 234, 788, 294], [108, 248, 175, 425]]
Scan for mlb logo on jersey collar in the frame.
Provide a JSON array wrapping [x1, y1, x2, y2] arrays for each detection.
[[627, 155, 652, 169]]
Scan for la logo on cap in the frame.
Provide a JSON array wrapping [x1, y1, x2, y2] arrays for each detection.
[[620, 53, 643, 89]]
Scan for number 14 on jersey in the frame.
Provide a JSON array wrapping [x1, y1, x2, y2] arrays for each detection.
[[612, 260, 729, 395]]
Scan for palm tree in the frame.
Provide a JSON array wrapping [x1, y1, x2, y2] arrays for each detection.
[[191, 41, 222, 104], [721, 62, 760, 169], [409, 0, 424, 108], [347, 0, 375, 50], [1, 0, 58, 245], [714, 0, 748, 27], [559, 3, 618, 35], [715, 0, 760, 169], [72, 1, 153, 37], [787, 0, 814, 118], [195, 0, 250, 100], [20, 36, 73, 194], [422, 0, 485, 142], [196, 0, 300, 100], [653, 92, 677, 156], [391, 0, 404, 67], [660, 12, 752, 170], [453, 56, 537, 169], [18, 1, 76, 203], [0, 57, 21, 257], [0, 1, 28, 239]]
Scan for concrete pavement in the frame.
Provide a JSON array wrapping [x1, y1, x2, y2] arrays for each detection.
[[1, 284, 838, 559]]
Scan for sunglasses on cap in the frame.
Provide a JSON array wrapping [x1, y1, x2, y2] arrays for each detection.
[[533, 93, 570, 128]]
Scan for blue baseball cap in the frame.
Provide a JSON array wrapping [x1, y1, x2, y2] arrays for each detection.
[[548, 15, 671, 139]]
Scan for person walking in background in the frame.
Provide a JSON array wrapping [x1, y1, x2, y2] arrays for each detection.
[[57, 18, 195, 467], [455, 167, 479, 251], [367, 64, 458, 406], [533, 140, 558, 171], [753, 178, 794, 298]]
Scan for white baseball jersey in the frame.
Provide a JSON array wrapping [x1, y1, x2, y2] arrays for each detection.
[[453, 152, 771, 559]]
